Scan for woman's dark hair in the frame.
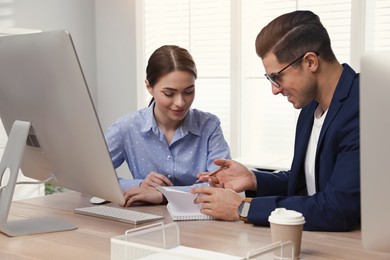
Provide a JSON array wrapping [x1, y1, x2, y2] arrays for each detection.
[[146, 45, 197, 106], [255, 10, 337, 64], [146, 45, 197, 86]]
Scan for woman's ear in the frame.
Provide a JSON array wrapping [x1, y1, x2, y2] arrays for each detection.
[[145, 80, 153, 95]]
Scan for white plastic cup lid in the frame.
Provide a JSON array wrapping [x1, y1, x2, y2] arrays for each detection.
[[268, 208, 305, 225]]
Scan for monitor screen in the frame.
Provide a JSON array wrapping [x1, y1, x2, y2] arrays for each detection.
[[360, 51, 390, 253], [0, 31, 125, 205]]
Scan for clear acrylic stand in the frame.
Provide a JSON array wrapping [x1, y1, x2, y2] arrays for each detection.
[[0, 120, 77, 236], [111, 222, 294, 260], [246, 240, 294, 259]]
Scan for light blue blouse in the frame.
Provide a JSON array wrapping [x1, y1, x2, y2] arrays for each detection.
[[105, 104, 231, 190]]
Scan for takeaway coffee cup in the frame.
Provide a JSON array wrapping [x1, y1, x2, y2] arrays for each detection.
[[268, 208, 305, 259]]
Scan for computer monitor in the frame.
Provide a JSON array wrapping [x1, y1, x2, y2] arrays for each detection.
[[0, 30, 125, 236], [360, 51, 390, 253]]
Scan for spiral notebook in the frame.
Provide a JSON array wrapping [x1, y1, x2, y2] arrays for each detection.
[[156, 186, 215, 221]]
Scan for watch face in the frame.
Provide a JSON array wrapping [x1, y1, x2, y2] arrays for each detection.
[[239, 201, 250, 218]]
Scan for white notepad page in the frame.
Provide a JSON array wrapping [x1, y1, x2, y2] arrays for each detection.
[[156, 186, 214, 221]]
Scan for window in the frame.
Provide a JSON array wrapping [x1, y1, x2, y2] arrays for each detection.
[[142, 0, 232, 145], [140, 0, 390, 168], [0, 0, 14, 27], [366, 0, 390, 51]]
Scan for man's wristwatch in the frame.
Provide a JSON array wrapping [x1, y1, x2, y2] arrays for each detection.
[[238, 198, 252, 223]]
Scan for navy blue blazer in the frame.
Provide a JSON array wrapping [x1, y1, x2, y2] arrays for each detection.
[[248, 64, 360, 231]]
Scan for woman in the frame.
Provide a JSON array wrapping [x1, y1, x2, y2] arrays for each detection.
[[105, 45, 231, 206]]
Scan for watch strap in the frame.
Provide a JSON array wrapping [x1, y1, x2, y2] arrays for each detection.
[[239, 197, 253, 223]]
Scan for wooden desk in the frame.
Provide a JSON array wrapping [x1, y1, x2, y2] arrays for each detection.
[[1, 191, 389, 259]]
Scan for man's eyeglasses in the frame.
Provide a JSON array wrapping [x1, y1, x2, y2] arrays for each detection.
[[264, 53, 306, 88]]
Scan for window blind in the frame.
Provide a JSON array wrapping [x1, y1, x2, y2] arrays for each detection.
[[239, 0, 352, 167], [144, 0, 231, 142], [142, 0, 390, 167], [372, 0, 390, 51]]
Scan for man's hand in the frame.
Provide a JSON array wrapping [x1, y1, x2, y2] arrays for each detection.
[[197, 159, 257, 192], [192, 186, 244, 221]]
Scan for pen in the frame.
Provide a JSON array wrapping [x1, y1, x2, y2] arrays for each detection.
[[195, 166, 227, 183]]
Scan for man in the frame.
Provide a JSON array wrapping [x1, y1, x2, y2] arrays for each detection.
[[192, 10, 360, 231]]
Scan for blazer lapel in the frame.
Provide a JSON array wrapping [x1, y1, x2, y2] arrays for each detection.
[[317, 64, 357, 154], [315, 64, 357, 188], [288, 102, 316, 195]]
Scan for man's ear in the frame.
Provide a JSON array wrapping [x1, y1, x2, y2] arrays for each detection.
[[305, 52, 319, 72]]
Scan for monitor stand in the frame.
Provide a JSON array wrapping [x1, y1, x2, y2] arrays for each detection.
[[0, 120, 77, 236]]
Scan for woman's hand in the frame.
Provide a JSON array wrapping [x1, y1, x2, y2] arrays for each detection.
[[122, 186, 164, 207], [140, 171, 173, 188]]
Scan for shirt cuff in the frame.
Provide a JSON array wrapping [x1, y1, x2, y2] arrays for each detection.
[[118, 177, 142, 190]]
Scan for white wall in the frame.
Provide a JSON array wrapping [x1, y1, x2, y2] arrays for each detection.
[[0, 0, 138, 199], [13, 0, 98, 103], [94, 0, 138, 131], [12, 0, 138, 128], [94, 0, 138, 178]]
